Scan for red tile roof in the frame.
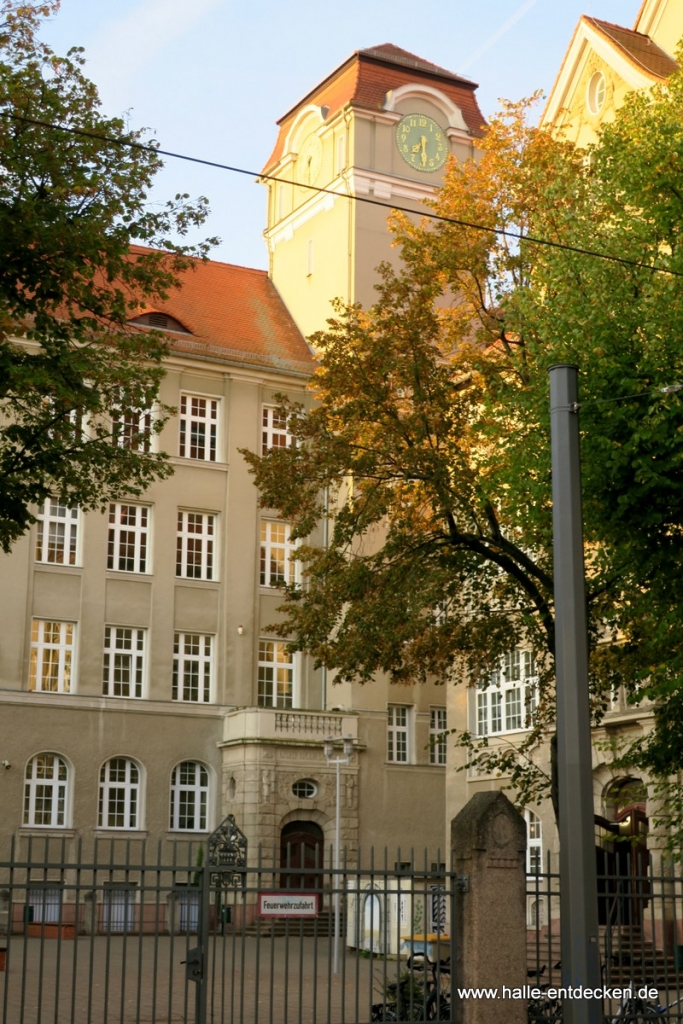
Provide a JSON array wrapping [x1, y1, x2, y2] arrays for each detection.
[[263, 44, 486, 172], [586, 17, 678, 79], [128, 249, 314, 376]]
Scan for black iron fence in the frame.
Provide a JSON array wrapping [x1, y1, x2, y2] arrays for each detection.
[[0, 827, 456, 1024], [527, 855, 683, 1021]]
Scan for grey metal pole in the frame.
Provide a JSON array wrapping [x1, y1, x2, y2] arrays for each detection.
[[549, 364, 602, 1024], [334, 756, 341, 974]]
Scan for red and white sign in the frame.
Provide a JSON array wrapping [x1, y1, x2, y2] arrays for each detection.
[[258, 892, 319, 918]]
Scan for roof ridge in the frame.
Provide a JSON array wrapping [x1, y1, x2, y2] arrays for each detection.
[[359, 42, 477, 86], [585, 15, 654, 40], [128, 244, 267, 276]]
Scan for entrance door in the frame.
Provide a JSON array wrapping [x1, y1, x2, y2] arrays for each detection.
[[280, 821, 324, 890]]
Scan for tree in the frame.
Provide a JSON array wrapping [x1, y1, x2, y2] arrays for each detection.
[[243, 80, 683, 809], [0, 0, 217, 551]]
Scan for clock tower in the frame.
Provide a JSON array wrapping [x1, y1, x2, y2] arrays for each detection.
[[261, 44, 486, 340]]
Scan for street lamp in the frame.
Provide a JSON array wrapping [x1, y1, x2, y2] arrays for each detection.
[[324, 735, 353, 974]]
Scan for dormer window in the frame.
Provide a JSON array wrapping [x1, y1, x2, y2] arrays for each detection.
[[129, 312, 191, 334]]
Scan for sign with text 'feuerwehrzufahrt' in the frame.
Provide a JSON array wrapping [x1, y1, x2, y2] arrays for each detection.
[[258, 893, 319, 917]]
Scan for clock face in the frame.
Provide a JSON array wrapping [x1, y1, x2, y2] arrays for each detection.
[[297, 134, 323, 190], [396, 114, 448, 172]]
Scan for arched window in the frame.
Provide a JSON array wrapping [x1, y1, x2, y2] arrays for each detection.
[[525, 809, 543, 875], [23, 753, 69, 827], [169, 761, 209, 832], [99, 758, 141, 829]]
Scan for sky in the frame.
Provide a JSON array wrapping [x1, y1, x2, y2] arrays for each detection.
[[41, 0, 643, 270]]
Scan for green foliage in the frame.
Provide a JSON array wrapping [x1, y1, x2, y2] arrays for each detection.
[[244, 81, 683, 806], [0, 1, 218, 550]]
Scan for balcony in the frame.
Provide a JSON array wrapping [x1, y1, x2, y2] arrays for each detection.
[[221, 707, 358, 747]]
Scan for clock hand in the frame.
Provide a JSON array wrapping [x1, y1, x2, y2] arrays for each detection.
[[420, 136, 427, 166]]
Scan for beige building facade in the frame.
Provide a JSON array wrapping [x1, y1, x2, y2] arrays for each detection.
[[0, 44, 490, 870]]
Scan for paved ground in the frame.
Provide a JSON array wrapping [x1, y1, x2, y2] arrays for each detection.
[[0, 934, 402, 1024]]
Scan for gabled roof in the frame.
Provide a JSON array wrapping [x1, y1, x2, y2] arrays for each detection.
[[586, 17, 677, 79], [263, 44, 486, 172], [129, 250, 314, 377]]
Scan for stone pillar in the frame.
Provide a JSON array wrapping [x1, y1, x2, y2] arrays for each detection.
[[451, 791, 527, 1024]]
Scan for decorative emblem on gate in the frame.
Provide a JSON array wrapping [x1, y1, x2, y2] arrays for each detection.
[[207, 814, 247, 887]]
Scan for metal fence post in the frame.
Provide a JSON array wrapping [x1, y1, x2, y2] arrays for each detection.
[[195, 845, 211, 1024]]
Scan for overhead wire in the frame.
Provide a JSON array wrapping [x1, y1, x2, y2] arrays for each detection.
[[2, 110, 683, 279]]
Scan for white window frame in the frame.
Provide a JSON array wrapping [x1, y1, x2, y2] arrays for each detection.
[[429, 707, 447, 765], [112, 406, 153, 453], [107, 503, 150, 574], [525, 809, 543, 875], [23, 753, 69, 828], [35, 500, 80, 566], [102, 626, 146, 699], [169, 761, 210, 832], [262, 405, 293, 455], [476, 650, 538, 737], [260, 520, 297, 587], [176, 511, 216, 581], [257, 639, 295, 708], [387, 705, 411, 764], [29, 620, 75, 694], [172, 633, 213, 703], [178, 394, 218, 462], [98, 757, 142, 830]]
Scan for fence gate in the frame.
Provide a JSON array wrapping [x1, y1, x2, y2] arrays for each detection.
[[0, 826, 458, 1024]]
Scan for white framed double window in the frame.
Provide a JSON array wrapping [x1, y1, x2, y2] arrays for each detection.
[[102, 627, 146, 698], [23, 753, 69, 828], [476, 650, 538, 737], [387, 705, 411, 763], [170, 761, 209, 832], [98, 757, 142, 829], [173, 633, 213, 703], [257, 640, 294, 708], [107, 503, 150, 573], [112, 406, 153, 453], [260, 520, 297, 587], [29, 620, 75, 693], [35, 500, 80, 566], [262, 406, 292, 455], [429, 707, 447, 765], [176, 511, 216, 580], [179, 394, 218, 462]]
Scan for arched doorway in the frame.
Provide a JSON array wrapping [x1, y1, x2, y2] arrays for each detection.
[[361, 887, 383, 954], [280, 821, 324, 891], [596, 778, 649, 926]]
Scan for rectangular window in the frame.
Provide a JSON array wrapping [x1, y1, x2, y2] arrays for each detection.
[[262, 406, 293, 455], [257, 640, 294, 708], [336, 134, 346, 174], [476, 650, 538, 736], [112, 407, 152, 452], [176, 511, 216, 580], [429, 707, 447, 765], [102, 627, 145, 698], [260, 520, 296, 587], [35, 500, 79, 566], [107, 503, 149, 573], [387, 705, 410, 763], [173, 633, 213, 703], [277, 183, 286, 221], [29, 620, 75, 693], [179, 394, 218, 461]]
